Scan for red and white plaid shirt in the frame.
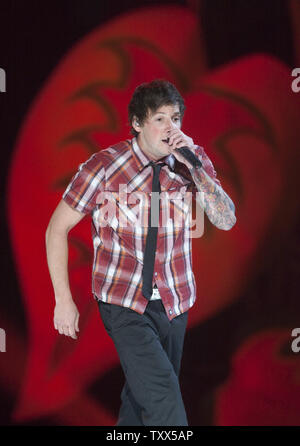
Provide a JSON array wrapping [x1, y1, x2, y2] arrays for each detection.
[[62, 137, 220, 320]]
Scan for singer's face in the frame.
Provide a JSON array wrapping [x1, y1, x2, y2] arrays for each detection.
[[133, 104, 182, 161]]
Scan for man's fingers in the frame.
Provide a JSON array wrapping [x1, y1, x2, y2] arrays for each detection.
[[169, 133, 181, 143], [62, 325, 70, 337], [53, 311, 79, 339], [69, 328, 77, 339], [168, 129, 193, 149], [55, 322, 78, 339], [168, 133, 181, 146]]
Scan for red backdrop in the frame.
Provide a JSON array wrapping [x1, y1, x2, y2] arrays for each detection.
[[2, 1, 300, 426]]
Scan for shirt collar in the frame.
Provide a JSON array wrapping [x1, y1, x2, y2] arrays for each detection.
[[131, 137, 175, 171]]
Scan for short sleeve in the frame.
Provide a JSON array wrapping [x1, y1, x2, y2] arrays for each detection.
[[62, 152, 105, 215]]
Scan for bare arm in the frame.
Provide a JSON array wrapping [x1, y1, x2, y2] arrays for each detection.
[[45, 199, 85, 339], [190, 167, 236, 231], [165, 128, 236, 231]]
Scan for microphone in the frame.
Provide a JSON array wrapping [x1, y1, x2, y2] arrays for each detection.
[[176, 146, 202, 169]]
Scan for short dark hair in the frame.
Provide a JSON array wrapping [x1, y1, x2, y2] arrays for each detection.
[[128, 79, 185, 137]]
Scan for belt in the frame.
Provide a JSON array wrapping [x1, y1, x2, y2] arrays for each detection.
[[149, 284, 161, 301]]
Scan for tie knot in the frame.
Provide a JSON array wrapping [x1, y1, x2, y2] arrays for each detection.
[[149, 161, 163, 172]]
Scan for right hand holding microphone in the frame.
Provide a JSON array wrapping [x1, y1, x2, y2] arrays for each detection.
[[166, 128, 202, 170]]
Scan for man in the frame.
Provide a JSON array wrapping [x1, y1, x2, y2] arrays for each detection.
[[45, 79, 236, 426]]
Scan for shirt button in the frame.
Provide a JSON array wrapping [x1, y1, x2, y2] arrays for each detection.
[[154, 272, 158, 277], [169, 309, 173, 315]]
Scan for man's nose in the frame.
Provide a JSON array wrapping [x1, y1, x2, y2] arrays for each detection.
[[165, 119, 175, 132]]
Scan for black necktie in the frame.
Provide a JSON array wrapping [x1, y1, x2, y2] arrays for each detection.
[[142, 162, 162, 300]]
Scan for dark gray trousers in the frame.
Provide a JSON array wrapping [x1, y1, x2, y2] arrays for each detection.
[[97, 299, 188, 426]]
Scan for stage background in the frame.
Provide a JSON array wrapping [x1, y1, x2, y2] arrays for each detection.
[[0, 0, 300, 426]]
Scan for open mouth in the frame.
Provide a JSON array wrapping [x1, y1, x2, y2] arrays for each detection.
[[162, 137, 170, 144]]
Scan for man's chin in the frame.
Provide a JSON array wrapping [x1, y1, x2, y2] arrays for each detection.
[[157, 152, 170, 161], [158, 145, 172, 158]]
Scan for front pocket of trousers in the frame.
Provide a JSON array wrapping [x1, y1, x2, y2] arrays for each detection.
[[110, 304, 140, 333], [98, 301, 113, 335]]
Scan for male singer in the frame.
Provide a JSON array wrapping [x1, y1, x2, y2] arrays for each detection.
[[45, 79, 236, 426]]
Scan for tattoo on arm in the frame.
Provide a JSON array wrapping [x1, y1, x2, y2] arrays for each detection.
[[191, 167, 236, 230]]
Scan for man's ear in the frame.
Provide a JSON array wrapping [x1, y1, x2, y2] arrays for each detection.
[[132, 117, 141, 133]]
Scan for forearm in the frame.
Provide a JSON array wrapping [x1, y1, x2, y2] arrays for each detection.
[[190, 166, 236, 230], [45, 225, 73, 302]]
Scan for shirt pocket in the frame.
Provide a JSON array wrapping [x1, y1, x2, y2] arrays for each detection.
[[97, 189, 151, 235]]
